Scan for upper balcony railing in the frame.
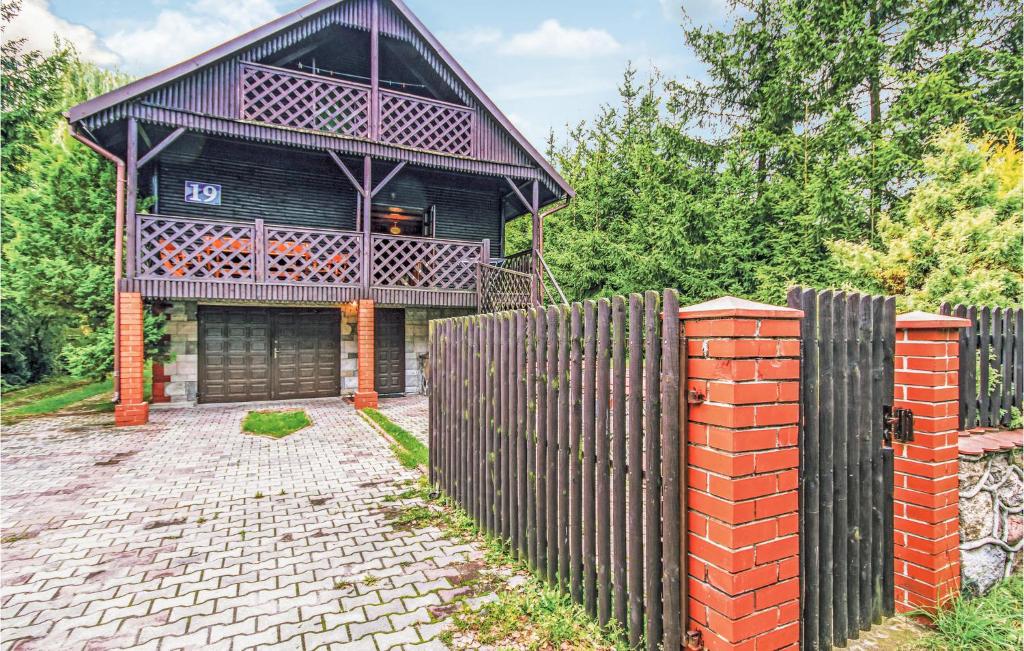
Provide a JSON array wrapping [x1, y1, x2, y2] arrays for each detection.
[[134, 213, 485, 293], [239, 62, 476, 157]]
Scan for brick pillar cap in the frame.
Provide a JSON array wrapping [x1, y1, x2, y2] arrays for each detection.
[[896, 310, 971, 329], [678, 295, 804, 320]]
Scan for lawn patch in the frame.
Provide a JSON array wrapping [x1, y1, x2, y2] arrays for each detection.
[[241, 409, 311, 438], [360, 408, 428, 469], [2, 378, 113, 425], [913, 576, 1023, 650]]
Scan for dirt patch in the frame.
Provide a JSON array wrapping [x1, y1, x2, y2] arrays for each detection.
[[309, 497, 330, 507], [94, 451, 137, 466], [142, 518, 187, 530]]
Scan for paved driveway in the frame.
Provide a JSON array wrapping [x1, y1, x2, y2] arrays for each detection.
[[1, 400, 482, 650]]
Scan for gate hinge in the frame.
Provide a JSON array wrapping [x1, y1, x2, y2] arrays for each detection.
[[685, 629, 704, 650], [883, 405, 914, 444], [686, 389, 705, 405]]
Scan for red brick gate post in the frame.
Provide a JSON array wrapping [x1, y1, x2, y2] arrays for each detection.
[[680, 297, 802, 651], [354, 299, 378, 409], [114, 292, 149, 426], [892, 311, 970, 613]]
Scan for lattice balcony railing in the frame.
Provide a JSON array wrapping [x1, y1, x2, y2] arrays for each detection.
[[240, 63, 370, 138], [137, 214, 257, 281], [371, 234, 482, 290], [379, 90, 474, 156], [264, 226, 361, 285], [477, 263, 532, 313]]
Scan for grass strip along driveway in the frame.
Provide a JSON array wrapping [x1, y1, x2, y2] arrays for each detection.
[[2, 378, 113, 425], [361, 407, 428, 469]]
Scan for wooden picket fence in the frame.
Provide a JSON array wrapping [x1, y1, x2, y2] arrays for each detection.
[[940, 304, 1023, 429], [428, 290, 686, 650]]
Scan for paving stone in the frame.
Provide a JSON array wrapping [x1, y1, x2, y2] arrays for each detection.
[[0, 397, 483, 651]]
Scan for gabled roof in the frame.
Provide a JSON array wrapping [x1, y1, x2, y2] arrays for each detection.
[[67, 0, 573, 198]]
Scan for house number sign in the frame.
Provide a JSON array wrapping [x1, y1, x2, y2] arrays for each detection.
[[184, 180, 222, 205]]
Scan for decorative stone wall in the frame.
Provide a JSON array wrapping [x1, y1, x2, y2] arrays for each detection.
[[959, 445, 1023, 596], [405, 307, 473, 395], [162, 301, 198, 405], [340, 306, 358, 396]]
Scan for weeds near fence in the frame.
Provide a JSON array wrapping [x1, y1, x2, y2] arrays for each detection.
[[914, 576, 1023, 650], [386, 478, 623, 650]]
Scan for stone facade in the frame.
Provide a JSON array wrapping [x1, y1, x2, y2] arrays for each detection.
[[959, 446, 1023, 596], [340, 306, 358, 396], [154, 302, 470, 406], [160, 301, 199, 406], [404, 307, 474, 395], [404, 308, 429, 395]]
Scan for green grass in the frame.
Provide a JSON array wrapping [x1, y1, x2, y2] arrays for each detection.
[[3, 376, 94, 406], [385, 479, 622, 650], [914, 576, 1023, 650], [2, 378, 113, 424], [241, 409, 312, 438], [361, 408, 428, 469]]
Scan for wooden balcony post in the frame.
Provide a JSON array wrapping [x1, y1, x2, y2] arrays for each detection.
[[369, 0, 380, 141], [125, 117, 139, 278], [362, 156, 373, 290], [253, 218, 266, 283], [530, 180, 541, 305]]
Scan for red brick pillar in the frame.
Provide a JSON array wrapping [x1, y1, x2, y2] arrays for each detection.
[[892, 311, 969, 613], [354, 299, 378, 409], [114, 292, 149, 426], [681, 297, 802, 651]]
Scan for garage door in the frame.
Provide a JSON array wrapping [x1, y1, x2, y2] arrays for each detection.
[[198, 307, 340, 404]]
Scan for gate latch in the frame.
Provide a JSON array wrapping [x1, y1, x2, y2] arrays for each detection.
[[883, 405, 914, 444]]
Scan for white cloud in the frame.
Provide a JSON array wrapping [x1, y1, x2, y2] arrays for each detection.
[[2, 0, 119, 66], [447, 19, 621, 60], [498, 19, 621, 58], [104, 0, 281, 73], [1, 0, 283, 74]]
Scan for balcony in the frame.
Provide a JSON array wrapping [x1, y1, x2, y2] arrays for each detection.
[[239, 62, 476, 157], [127, 213, 489, 307]]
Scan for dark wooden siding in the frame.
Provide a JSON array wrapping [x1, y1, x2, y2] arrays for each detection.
[[156, 138, 503, 255], [158, 139, 358, 230]]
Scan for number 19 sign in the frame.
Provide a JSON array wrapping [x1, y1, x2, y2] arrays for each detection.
[[184, 180, 222, 205]]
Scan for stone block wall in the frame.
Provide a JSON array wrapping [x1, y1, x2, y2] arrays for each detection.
[[162, 301, 198, 405], [959, 444, 1023, 596], [340, 307, 358, 396]]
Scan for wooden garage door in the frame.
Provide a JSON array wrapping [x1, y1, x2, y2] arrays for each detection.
[[374, 308, 405, 396], [199, 307, 339, 404]]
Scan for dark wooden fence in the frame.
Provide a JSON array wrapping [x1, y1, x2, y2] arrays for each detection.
[[429, 290, 685, 650], [939, 304, 1023, 429], [788, 287, 896, 651]]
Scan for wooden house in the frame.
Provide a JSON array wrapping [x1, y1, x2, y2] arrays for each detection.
[[67, 0, 572, 425]]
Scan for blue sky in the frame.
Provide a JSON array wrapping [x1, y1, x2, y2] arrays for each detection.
[[7, 0, 731, 148]]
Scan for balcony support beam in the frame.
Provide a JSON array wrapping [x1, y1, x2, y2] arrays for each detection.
[[371, 161, 406, 198], [369, 0, 380, 141], [329, 151, 365, 196], [137, 127, 186, 169], [362, 155, 373, 290], [125, 117, 139, 278]]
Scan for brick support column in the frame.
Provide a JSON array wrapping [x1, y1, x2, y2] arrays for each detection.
[[892, 311, 970, 613], [114, 292, 149, 426], [680, 297, 802, 651], [354, 299, 378, 409]]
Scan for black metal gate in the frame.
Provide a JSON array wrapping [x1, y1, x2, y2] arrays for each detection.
[[788, 288, 896, 650]]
